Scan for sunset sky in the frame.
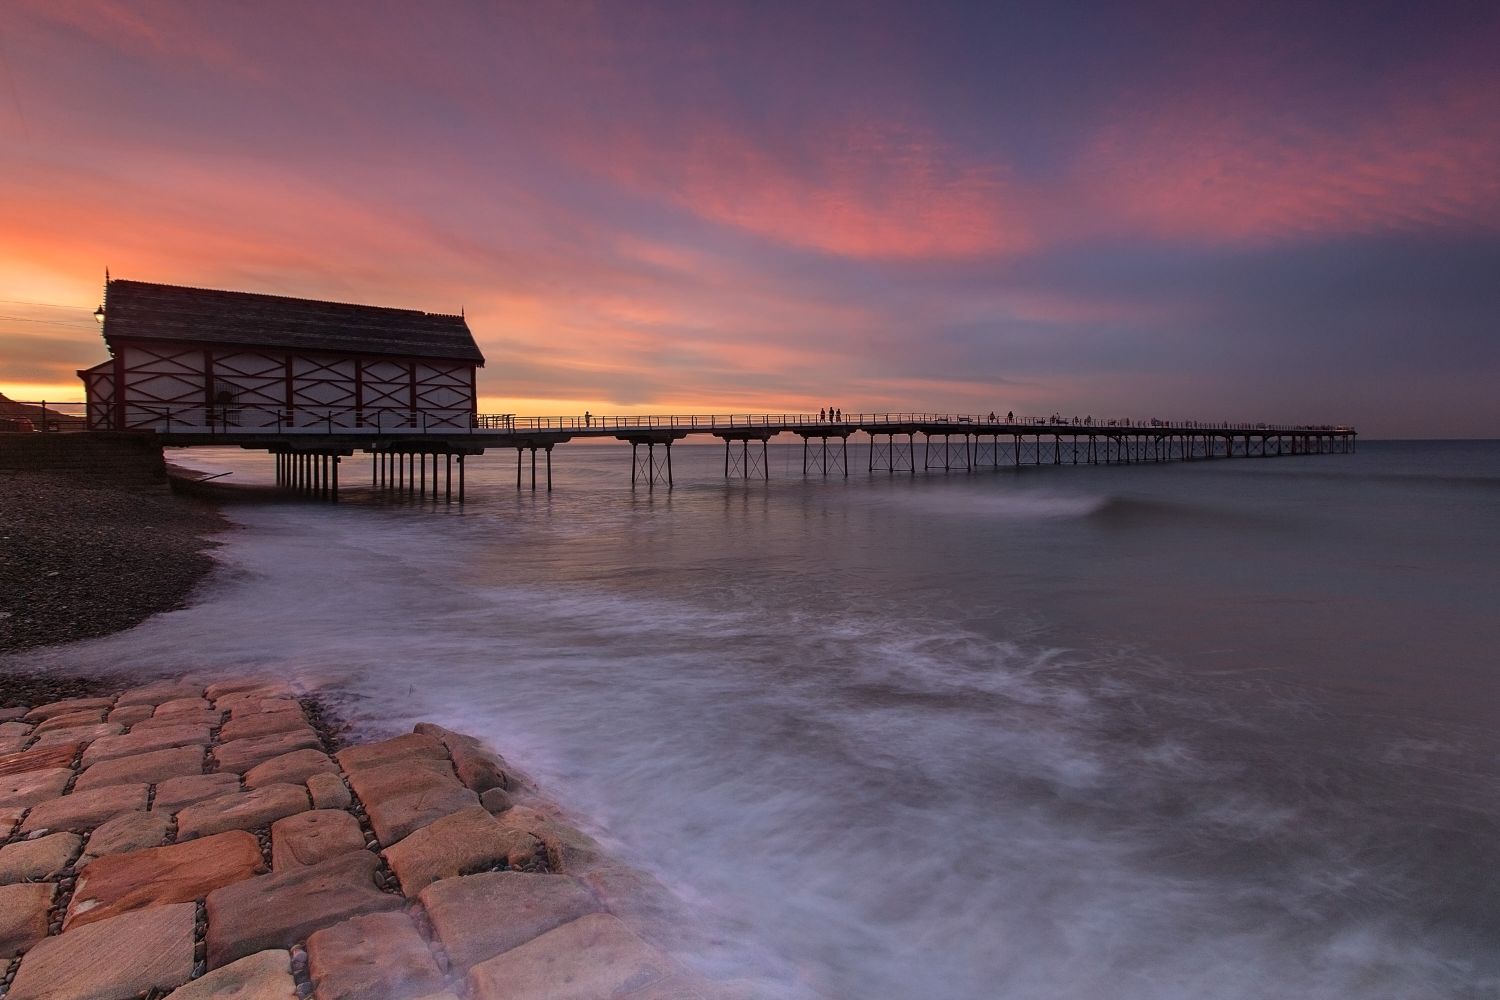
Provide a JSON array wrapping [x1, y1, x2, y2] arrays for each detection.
[[2, 1, 1497, 436]]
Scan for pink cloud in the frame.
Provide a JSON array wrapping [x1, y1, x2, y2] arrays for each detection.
[[573, 122, 1032, 260], [1073, 61, 1500, 243]]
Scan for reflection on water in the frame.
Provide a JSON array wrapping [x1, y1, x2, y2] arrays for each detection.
[[19, 441, 1500, 998]]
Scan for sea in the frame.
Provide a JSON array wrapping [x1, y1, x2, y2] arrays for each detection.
[[19, 438, 1500, 999]]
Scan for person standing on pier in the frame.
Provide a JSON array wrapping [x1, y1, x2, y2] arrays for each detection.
[[820, 408, 826, 422]]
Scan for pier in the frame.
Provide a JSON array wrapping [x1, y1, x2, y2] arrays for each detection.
[[15, 401, 1356, 499]]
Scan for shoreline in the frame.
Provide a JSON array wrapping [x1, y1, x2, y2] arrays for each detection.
[[1, 473, 746, 998]]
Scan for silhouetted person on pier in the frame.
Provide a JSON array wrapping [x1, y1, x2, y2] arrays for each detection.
[[1006, 410, 1014, 423], [835, 408, 842, 422], [584, 411, 592, 428], [819, 408, 826, 422]]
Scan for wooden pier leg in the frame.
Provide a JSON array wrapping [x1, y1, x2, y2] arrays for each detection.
[[842, 435, 849, 478], [446, 453, 452, 502], [332, 455, 339, 501], [420, 452, 427, 496], [516, 448, 522, 490], [762, 439, 769, 480], [802, 437, 809, 475], [666, 441, 673, 487], [724, 439, 730, 478], [530, 447, 537, 491], [631, 443, 638, 485], [743, 440, 750, 480], [546, 446, 553, 492], [458, 454, 466, 503]]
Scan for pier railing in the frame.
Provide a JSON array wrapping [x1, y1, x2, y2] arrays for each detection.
[[4, 403, 1353, 437]]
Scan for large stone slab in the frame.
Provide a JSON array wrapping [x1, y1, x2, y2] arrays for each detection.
[[34, 709, 106, 733], [220, 710, 309, 744], [116, 680, 203, 706], [419, 871, 601, 970], [0, 707, 29, 723], [177, 783, 310, 840], [0, 831, 81, 884], [223, 696, 302, 720], [270, 809, 364, 870], [307, 773, 351, 810], [305, 911, 446, 1000], [1, 804, 24, 836], [21, 782, 147, 834], [153, 772, 242, 814], [366, 782, 478, 848], [336, 733, 447, 774], [7, 900, 196, 1000], [495, 806, 605, 874], [65, 829, 264, 930], [466, 913, 679, 1000], [0, 766, 73, 809], [106, 705, 154, 727], [383, 806, 541, 895], [244, 749, 337, 789], [412, 724, 518, 794], [205, 851, 402, 969], [75, 745, 205, 791], [342, 757, 475, 846], [79, 810, 172, 864], [25, 696, 115, 721], [163, 950, 297, 1000], [343, 757, 456, 804], [215, 730, 322, 774], [0, 743, 79, 778], [0, 881, 53, 956], [133, 711, 222, 732], [30, 723, 123, 748], [80, 724, 211, 769], [152, 697, 213, 717], [0, 720, 32, 736], [205, 678, 288, 701]]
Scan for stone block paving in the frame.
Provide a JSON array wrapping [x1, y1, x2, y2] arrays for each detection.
[[0, 678, 733, 1000]]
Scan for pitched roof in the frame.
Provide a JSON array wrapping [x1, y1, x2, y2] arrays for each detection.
[[101, 279, 484, 364]]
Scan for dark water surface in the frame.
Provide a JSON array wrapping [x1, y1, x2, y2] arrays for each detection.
[[23, 440, 1500, 998]]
